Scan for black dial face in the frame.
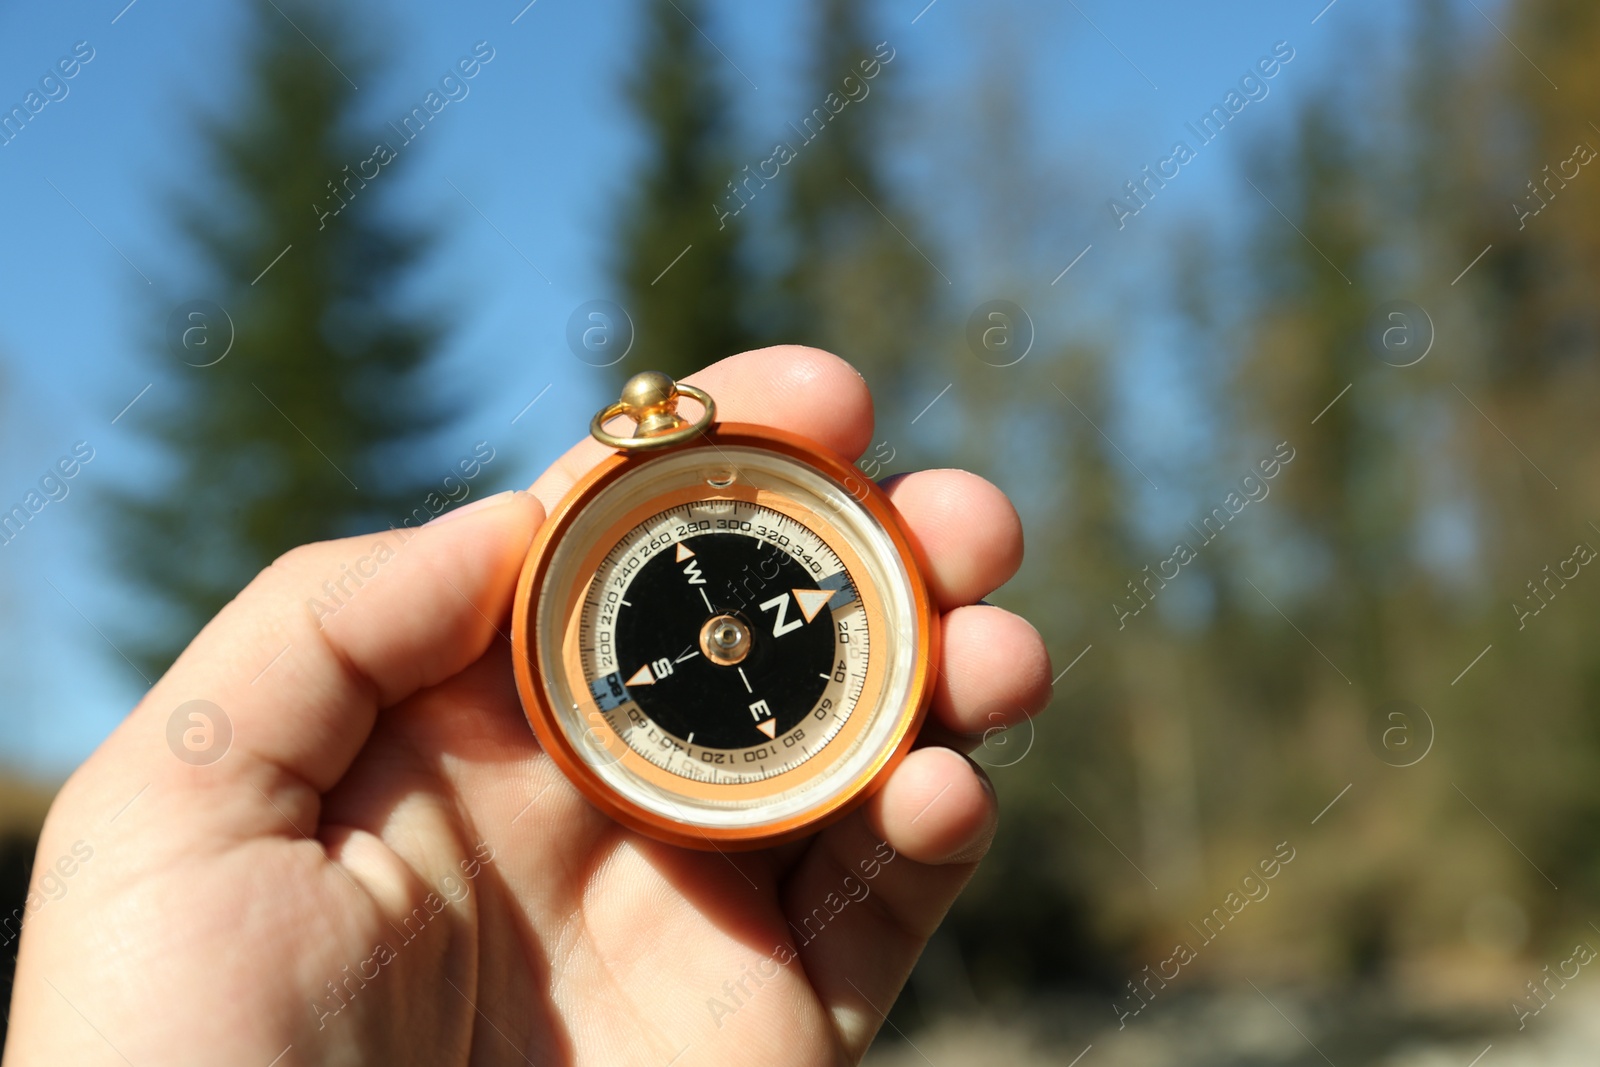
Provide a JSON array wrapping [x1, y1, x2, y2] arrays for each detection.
[[615, 533, 833, 750], [575, 499, 870, 783]]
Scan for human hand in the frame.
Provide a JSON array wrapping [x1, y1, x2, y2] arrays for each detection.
[[2, 347, 1053, 1066]]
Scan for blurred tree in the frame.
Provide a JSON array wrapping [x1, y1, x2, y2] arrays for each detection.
[[1503, 0, 1600, 384], [1485, 0, 1600, 919], [1220, 90, 1411, 976], [106, 0, 453, 679], [776, 0, 939, 410], [1235, 92, 1393, 686], [613, 0, 763, 381], [1185, 0, 1600, 984], [896, 10, 1141, 1001], [903, 0, 1600, 1025]]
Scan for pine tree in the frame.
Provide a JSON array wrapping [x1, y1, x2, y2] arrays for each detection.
[[1473, 0, 1600, 912], [107, 0, 453, 679], [613, 0, 761, 382], [778, 0, 937, 402]]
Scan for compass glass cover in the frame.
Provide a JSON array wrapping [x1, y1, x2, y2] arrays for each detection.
[[532, 445, 921, 833]]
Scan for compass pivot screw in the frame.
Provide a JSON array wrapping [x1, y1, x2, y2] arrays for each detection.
[[700, 613, 752, 666]]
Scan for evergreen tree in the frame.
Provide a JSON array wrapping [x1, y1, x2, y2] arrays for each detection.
[[778, 0, 938, 402], [108, 0, 452, 679], [613, 0, 761, 381], [1475, 0, 1600, 914]]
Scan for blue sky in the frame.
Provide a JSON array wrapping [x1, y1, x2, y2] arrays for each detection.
[[0, 0, 1441, 777]]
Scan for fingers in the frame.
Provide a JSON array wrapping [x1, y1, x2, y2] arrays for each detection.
[[528, 345, 875, 512], [780, 747, 996, 1059], [81, 491, 544, 834], [879, 468, 1041, 740], [881, 469, 1023, 610], [928, 604, 1052, 740], [860, 746, 997, 865]]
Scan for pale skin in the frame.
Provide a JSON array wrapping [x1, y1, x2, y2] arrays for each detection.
[[3, 347, 1053, 1066]]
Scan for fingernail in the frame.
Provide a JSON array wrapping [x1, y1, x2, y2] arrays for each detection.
[[973, 759, 997, 801], [427, 489, 521, 525], [949, 768, 1000, 865]]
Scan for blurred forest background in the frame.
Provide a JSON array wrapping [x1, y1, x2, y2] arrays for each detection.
[[5, 0, 1600, 1062]]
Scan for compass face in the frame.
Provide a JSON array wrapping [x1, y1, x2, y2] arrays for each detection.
[[516, 436, 934, 847], [593, 508, 865, 778]]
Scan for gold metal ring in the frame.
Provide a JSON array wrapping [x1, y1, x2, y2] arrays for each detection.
[[589, 383, 716, 451]]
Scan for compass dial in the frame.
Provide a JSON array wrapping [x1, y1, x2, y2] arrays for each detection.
[[587, 504, 867, 779], [515, 435, 935, 849]]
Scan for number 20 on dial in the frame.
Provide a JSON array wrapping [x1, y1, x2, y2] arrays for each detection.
[[511, 372, 938, 850]]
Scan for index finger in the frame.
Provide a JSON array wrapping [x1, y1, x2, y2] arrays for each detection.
[[528, 345, 876, 512]]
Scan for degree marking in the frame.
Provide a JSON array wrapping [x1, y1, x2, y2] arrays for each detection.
[[580, 497, 871, 784]]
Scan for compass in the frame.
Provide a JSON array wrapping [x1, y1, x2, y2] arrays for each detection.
[[511, 371, 938, 850]]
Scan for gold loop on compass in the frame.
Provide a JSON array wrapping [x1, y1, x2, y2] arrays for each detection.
[[589, 372, 717, 451]]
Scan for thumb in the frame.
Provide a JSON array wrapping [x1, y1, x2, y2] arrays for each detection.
[[69, 490, 543, 838]]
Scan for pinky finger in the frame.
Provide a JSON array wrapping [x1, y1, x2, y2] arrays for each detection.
[[779, 747, 997, 1058]]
